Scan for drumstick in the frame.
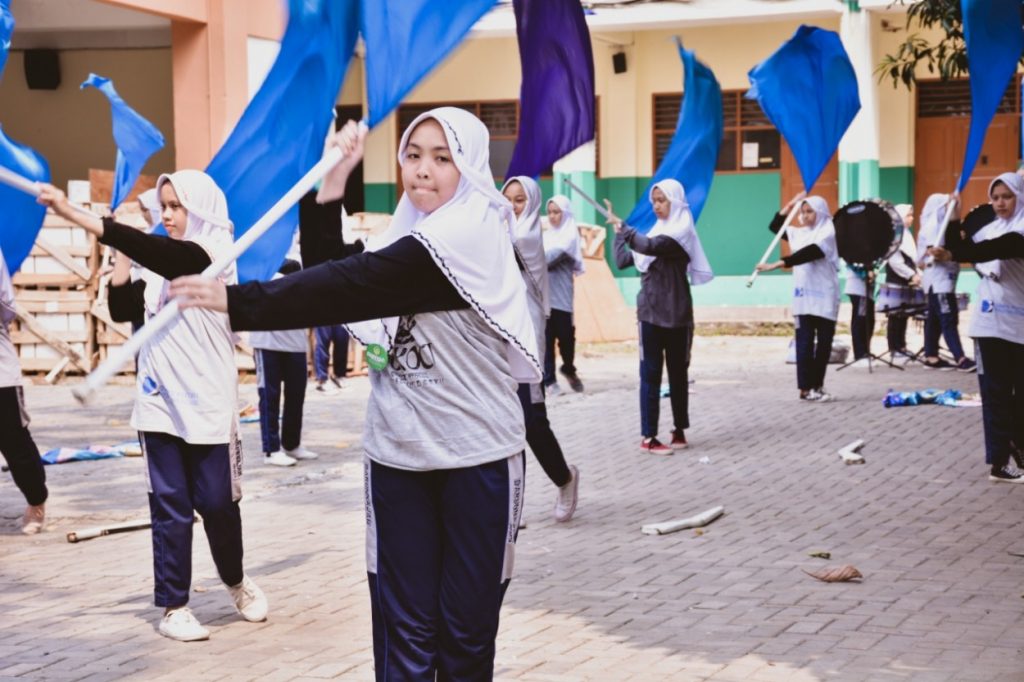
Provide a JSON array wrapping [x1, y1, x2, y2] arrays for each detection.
[[746, 200, 802, 288]]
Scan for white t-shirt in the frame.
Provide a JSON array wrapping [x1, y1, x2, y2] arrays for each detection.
[[789, 223, 840, 321], [132, 235, 238, 444], [0, 251, 21, 389], [248, 275, 308, 353], [969, 259, 1024, 343]]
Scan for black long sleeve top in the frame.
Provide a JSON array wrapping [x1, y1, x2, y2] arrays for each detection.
[[943, 219, 1024, 264], [767, 211, 824, 266], [613, 226, 693, 328], [227, 235, 469, 331], [102, 219, 213, 323]]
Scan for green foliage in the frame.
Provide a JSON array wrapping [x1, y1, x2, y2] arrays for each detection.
[[876, 0, 967, 89]]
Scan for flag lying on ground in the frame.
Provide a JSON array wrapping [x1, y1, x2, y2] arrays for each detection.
[[81, 74, 165, 210], [207, 0, 359, 283], [747, 25, 860, 192], [957, 0, 1024, 191], [506, 0, 594, 179], [625, 40, 721, 230], [360, 0, 498, 127]]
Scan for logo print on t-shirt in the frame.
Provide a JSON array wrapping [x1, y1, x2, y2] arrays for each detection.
[[389, 317, 436, 372], [141, 375, 160, 396]]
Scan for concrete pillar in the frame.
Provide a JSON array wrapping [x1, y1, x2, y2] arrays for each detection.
[[838, 2, 881, 203]]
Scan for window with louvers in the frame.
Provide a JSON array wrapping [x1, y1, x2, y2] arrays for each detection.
[[397, 99, 599, 182], [653, 90, 781, 172], [917, 79, 1020, 118]]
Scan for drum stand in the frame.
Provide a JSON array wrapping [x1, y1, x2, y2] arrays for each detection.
[[836, 303, 924, 373]]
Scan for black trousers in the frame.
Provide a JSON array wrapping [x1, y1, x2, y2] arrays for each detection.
[[543, 309, 576, 385], [0, 386, 47, 506], [976, 338, 1024, 470], [848, 294, 875, 360], [516, 383, 571, 487], [795, 315, 835, 392]]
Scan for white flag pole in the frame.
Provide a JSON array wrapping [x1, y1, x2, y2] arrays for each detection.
[[746, 199, 802, 288]]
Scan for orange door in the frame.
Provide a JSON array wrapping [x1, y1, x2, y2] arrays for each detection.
[[780, 142, 839, 214]]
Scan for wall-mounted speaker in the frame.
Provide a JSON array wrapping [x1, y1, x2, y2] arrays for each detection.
[[24, 49, 61, 90], [612, 51, 627, 75]]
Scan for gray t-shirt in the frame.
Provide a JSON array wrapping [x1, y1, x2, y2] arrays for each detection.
[[547, 259, 576, 313], [362, 309, 525, 471]]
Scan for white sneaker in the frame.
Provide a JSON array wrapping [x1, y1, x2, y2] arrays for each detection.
[[546, 383, 562, 397], [265, 451, 297, 467], [553, 465, 579, 523], [226, 575, 268, 622], [814, 390, 835, 403], [158, 607, 210, 642], [284, 445, 319, 461]]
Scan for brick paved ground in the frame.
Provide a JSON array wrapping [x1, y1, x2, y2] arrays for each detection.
[[1, 331, 1022, 681]]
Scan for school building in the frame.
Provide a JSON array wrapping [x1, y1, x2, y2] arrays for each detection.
[[0, 0, 1005, 308]]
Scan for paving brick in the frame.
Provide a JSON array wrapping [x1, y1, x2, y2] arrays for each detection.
[[1, 336, 1020, 679]]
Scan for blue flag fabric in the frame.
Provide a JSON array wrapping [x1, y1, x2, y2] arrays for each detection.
[[361, 0, 498, 127], [624, 41, 722, 231], [80, 74, 165, 210], [747, 25, 860, 192], [0, 125, 51, 274], [1, 0, 13, 79], [506, 0, 595, 179], [206, 0, 358, 283], [958, 0, 1024, 192]]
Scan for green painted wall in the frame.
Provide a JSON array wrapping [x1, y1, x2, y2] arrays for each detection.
[[365, 182, 396, 213], [839, 159, 881, 203], [878, 166, 913, 205]]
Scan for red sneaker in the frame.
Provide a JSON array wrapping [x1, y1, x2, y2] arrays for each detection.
[[670, 430, 688, 450], [640, 437, 673, 455]]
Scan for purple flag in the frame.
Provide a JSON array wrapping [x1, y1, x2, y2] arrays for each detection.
[[506, 0, 595, 179]]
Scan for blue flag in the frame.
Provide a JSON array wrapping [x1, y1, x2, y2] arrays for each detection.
[[0, 125, 51, 274], [80, 74, 165, 210], [506, 0, 594, 179], [747, 25, 860, 192], [1, 0, 13, 79], [958, 0, 1024, 192], [361, 0, 498, 127], [624, 41, 722, 231], [207, 0, 358, 283]]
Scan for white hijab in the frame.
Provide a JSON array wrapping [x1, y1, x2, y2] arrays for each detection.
[[545, 195, 585, 275], [143, 170, 235, 315], [346, 107, 541, 383], [893, 203, 918, 262], [975, 172, 1024, 280], [917, 193, 949, 250], [785, 195, 839, 269], [632, 179, 714, 285], [503, 176, 550, 317], [137, 188, 161, 232]]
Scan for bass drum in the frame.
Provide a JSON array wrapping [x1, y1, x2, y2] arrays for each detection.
[[833, 199, 904, 269]]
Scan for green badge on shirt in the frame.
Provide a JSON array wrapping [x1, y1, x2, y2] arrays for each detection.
[[366, 344, 389, 371]]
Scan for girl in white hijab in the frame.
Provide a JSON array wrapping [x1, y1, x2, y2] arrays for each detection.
[[543, 194, 585, 393], [915, 193, 972, 370], [758, 193, 841, 402], [929, 172, 1024, 482], [172, 109, 539, 678], [38, 171, 266, 643], [503, 176, 579, 522], [883, 203, 921, 360], [607, 179, 712, 454]]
